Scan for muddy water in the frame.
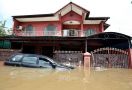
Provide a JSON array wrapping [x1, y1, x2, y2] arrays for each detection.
[[0, 65, 132, 90]]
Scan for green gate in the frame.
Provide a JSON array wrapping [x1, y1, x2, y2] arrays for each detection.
[[0, 40, 11, 49]]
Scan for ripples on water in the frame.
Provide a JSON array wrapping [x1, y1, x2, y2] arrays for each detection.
[[0, 65, 132, 90]]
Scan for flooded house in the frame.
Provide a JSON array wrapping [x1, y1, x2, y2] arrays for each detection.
[[0, 2, 132, 68]]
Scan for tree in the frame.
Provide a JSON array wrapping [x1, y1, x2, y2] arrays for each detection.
[[0, 20, 7, 36]]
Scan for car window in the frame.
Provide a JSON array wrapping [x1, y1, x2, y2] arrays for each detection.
[[39, 58, 52, 67], [22, 56, 37, 64], [11, 55, 23, 62]]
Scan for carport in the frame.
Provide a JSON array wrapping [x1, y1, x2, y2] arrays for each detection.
[[0, 32, 131, 68]]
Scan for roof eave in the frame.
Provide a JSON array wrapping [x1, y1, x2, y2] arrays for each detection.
[[12, 13, 54, 18], [86, 17, 110, 21], [104, 24, 110, 30]]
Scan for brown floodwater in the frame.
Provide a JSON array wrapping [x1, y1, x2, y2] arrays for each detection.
[[0, 62, 132, 90]]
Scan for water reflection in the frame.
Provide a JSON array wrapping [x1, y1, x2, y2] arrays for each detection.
[[82, 67, 90, 83], [0, 65, 132, 90], [8, 67, 55, 79]]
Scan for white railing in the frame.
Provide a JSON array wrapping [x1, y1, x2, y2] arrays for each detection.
[[62, 30, 95, 37], [14, 31, 61, 36], [44, 31, 61, 36], [62, 30, 82, 37], [13, 30, 96, 37]]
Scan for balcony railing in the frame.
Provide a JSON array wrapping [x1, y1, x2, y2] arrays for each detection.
[[14, 31, 61, 36], [13, 30, 96, 37]]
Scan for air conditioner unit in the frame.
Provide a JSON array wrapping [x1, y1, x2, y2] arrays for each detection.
[[16, 26, 23, 30], [63, 30, 69, 36]]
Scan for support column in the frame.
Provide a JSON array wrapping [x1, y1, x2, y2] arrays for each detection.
[[84, 52, 91, 68], [59, 14, 62, 36], [80, 12, 84, 37], [81, 22, 84, 37]]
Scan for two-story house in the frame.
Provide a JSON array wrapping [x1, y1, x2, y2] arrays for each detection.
[[1, 2, 131, 68], [12, 2, 109, 54]]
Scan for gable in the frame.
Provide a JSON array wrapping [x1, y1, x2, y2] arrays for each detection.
[[61, 11, 82, 22], [55, 2, 89, 18]]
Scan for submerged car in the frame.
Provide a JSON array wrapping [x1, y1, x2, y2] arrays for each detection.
[[4, 53, 74, 70]]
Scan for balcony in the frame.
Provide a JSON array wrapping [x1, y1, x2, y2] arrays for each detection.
[[14, 30, 95, 37]]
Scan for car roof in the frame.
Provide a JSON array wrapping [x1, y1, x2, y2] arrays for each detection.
[[15, 53, 44, 56], [13, 53, 55, 63]]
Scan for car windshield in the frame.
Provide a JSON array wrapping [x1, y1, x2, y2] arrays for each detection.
[[11, 55, 23, 62]]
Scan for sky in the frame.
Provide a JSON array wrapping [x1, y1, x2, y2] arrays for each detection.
[[0, 0, 132, 36]]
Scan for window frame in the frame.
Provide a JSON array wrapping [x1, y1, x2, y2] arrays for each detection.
[[85, 29, 96, 36], [45, 25, 57, 31], [25, 25, 35, 35], [22, 56, 38, 64], [44, 25, 57, 36], [38, 57, 53, 68]]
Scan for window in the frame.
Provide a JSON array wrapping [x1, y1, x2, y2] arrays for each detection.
[[45, 25, 56, 31], [44, 25, 57, 36], [22, 56, 37, 64], [38, 58, 52, 68], [85, 29, 96, 36], [25, 25, 34, 35], [11, 55, 23, 62]]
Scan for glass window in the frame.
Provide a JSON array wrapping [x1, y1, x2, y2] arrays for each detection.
[[22, 56, 37, 64], [25, 25, 34, 35], [85, 29, 96, 36], [26, 25, 33, 31], [44, 25, 57, 36], [11, 55, 23, 62], [39, 58, 52, 67], [45, 25, 56, 31]]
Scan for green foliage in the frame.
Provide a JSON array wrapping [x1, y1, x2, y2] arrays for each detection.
[[0, 20, 12, 36], [0, 20, 6, 36]]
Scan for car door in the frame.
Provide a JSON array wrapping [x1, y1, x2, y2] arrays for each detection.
[[21, 55, 39, 68], [38, 57, 53, 68]]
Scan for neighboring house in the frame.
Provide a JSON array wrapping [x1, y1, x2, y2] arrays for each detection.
[[0, 2, 132, 68]]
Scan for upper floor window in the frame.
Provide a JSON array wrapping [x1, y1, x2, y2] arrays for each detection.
[[45, 25, 57, 31], [25, 25, 34, 35], [26, 25, 33, 31], [85, 29, 96, 36], [44, 25, 57, 36]]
